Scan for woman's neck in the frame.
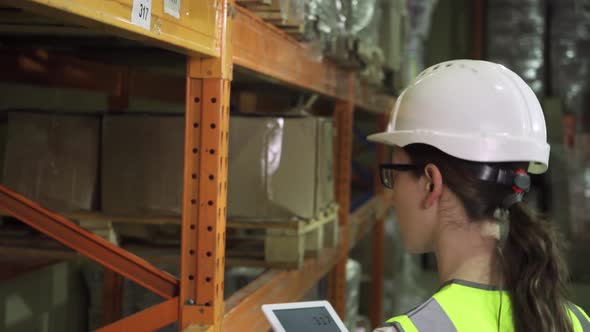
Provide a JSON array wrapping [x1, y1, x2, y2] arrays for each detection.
[[435, 218, 503, 286]]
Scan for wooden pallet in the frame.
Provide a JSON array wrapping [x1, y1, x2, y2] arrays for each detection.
[[114, 205, 339, 269], [1, 203, 340, 269], [226, 204, 339, 269]]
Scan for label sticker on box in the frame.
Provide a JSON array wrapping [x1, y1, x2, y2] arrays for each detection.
[[131, 0, 152, 30], [164, 0, 181, 19]]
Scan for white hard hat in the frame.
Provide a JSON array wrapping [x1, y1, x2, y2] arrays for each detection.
[[368, 59, 550, 174]]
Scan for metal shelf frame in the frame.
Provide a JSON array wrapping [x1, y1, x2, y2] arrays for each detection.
[[0, 0, 222, 56], [0, 1, 394, 331]]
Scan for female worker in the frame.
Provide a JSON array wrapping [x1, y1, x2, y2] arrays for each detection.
[[368, 60, 590, 332]]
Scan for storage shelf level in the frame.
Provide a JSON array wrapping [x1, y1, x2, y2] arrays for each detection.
[[2, 0, 221, 57]]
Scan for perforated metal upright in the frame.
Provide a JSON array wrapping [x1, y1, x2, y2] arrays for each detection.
[[180, 1, 233, 331]]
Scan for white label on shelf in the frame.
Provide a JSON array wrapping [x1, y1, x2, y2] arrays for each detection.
[[131, 0, 152, 30], [164, 0, 181, 19]]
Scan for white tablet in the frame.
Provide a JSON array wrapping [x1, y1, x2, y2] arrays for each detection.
[[262, 301, 349, 332]]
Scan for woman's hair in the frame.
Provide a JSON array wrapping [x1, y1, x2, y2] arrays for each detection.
[[404, 143, 572, 332]]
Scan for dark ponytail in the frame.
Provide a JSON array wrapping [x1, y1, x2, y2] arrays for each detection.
[[405, 144, 573, 332], [503, 203, 572, 332]]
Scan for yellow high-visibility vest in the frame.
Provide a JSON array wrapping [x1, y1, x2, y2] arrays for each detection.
[[381, 280, 590, 332]]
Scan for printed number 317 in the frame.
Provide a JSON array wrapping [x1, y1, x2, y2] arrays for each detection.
[[139, 4, 149, 19]]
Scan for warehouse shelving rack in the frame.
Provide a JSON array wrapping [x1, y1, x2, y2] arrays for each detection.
[[0, 0, 396, 331]]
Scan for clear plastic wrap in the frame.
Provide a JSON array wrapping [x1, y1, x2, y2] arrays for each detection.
[[312, 0, 352, 66], [311, 0, 378, 66], [551, 0, 590, 119], [344, 0, 377, 35], [379, 0, 407, 73], [312, 0, 376, 36], [406, 0, 438, 38], [357, 4, 385, 86], [402, 0, 437, 85], [279, 0, 305, 25], [487, 0, 545, 95]]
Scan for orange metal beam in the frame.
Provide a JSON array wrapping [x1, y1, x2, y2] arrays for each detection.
[[0, 185, 179, 299], [232, 5, 349, 100], [223, 247, 343, 332], [0, 49, 185, 104], [97, 297, 179, 332], [328, 73, 355, 317]]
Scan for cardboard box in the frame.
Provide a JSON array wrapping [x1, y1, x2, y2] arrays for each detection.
[[101, 114, 184, 217], [228, 116, 334, 219], [2, 112, 99, 212]]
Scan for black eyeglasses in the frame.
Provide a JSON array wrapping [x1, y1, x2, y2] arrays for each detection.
[[379, 163, 422, 189]]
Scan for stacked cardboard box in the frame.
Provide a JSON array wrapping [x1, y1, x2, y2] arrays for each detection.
[[0, 112, 337, 231], [101, 114, 335, 221], [228, 115, 334, 219], [101, 114, 184, 217], [2, 112, 99, 213]]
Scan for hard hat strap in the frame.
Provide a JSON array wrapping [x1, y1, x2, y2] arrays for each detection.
[[473, 165, 531, 209]]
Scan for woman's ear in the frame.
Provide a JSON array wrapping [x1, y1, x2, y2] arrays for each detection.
[[423, 164, 443, 208]]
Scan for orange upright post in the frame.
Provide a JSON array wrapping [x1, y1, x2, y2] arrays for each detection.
[[369, 113, 389, 328], [472, 0, 484, 60], [328, 72, 355, 318], [179, 1, 233, 331], [102, 269, 124, 326]]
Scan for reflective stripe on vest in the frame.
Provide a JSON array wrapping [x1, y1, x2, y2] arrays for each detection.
[[382, 281, 590, 332], [386, 298, 457, 332], [384, 301, 590, 332], [569, 303, 590, 332]]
